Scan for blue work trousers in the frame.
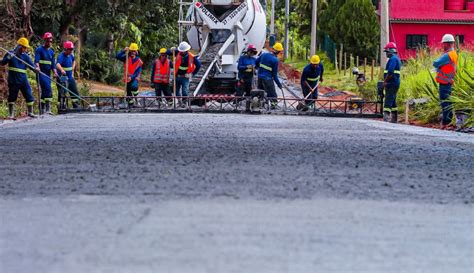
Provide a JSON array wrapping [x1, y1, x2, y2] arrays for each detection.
[[175, 76, 190, 97], [8, 82, 35, 104], [384, 86, 399, 112], [439, 83, 453, 125], [258, 78, 277, 103], [302, 85, 318, 105], [38, 74, 53, 102]]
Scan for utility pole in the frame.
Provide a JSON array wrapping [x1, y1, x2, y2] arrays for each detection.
[[310, 0, 318, 56], [284, 0, 290, 59], [270, 0, 275, 36], [380, 0, 389, 68]]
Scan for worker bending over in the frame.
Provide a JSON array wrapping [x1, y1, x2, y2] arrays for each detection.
[[256, 42, 283, 109], [301, 55, 324, 108]]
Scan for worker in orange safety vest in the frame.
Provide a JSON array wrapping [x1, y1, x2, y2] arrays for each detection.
[[116, 43, 143, 107], [151, 48, 172, 104], [433, 34, 458, 129]]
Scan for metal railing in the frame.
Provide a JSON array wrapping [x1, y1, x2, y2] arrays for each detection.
[[59, 95, 383, 118]]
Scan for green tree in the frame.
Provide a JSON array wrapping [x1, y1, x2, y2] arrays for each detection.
[[330, 0, 379, 58], [292, 0, 329, 36]]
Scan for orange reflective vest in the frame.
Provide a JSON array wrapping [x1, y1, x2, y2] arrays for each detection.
[[436, 50, 458, 85], [175, 53, 195, 75], [124, 57, 143, 83], [152, 58, 170, 84]]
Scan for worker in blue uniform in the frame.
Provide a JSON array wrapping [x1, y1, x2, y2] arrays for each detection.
[[35, 32, 57, 114], [301, 55, 324, 108], [237, 44, 258, 99], [56, 41, 80, 109], [256, 42, 284, 109], [1, 37, 39, 119], [383, 42, 402, 123]]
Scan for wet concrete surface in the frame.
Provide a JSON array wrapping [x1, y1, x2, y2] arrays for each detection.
[[1, 113, 473, 272], [1, 113, 473, 203]]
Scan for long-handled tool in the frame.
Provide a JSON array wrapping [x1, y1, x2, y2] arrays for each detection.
[[36, 73, 43, 115], [124, 49, 129, 97], [296, 81, 320, 111], [123, 49, 131, 108], [172, 49, 176, 97], [0, 46, 97, 111], [279, 84, 287, 110]]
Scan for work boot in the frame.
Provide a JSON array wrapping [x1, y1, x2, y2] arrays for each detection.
[[45, 101, 53, 115], [27, 105, 37, 118], [39, 101, 45, 115], [270, 101, 278, 110], [58, 98, 65, 110], [245, 100, 251, 112], [7, 103, 16, 120], [383, 111, 390, 122], [390, 111, 398, 123]]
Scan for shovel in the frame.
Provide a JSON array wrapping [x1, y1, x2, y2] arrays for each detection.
[[0, 46, 97, 112], [296, 81, 320, 111]]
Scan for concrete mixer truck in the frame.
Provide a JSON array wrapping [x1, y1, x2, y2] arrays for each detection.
[[178, 0, 266, 96]]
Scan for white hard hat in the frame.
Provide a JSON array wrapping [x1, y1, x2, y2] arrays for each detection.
[[178, 41, 191, 52], [441, 34, 455, 43]]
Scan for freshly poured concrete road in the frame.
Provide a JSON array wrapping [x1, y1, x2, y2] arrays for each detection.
[[0, 114, 473, 273]]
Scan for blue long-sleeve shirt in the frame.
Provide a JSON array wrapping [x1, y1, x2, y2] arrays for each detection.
[[256, 52, 282, 88], [237, 54, 256, 80], [57, 52, 75, 80], [35, 45, 56, 75], [301, 63, 324, 90], [1, 47, 35, 85], [116, 50, 143, 81], [384, 54, 402, 88], [433, 49, 454, 70]]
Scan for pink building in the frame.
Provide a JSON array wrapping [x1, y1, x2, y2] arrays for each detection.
[[380, 0, 474, 59]]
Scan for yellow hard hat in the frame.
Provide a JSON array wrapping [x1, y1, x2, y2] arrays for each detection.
[[159, 48, 167, 54], [129, 43, 139, 51], [310, 55, 321, 65], [273, 42, 284, 52], [17, 37, 30, 49]]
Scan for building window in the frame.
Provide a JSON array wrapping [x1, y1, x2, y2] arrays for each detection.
[[406, 35, 428, 49], [456, 35, 465, 44]]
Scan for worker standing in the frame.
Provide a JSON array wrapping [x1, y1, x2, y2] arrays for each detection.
[[382, 42, 402, 123], [173, 41, 201, 107], [237, 44, 258, 109], [116, 43, 143, 108], [35, 32, 57, 114], [433, 34, 458, 129], [56, 41, 80, 109], [151, 48, 172, 104], [0, 38, 39, 119], [256, 42, 283, 109], [300, 55, 324, 108]]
